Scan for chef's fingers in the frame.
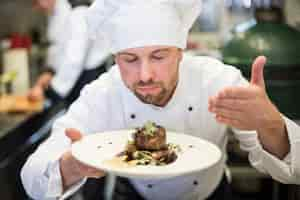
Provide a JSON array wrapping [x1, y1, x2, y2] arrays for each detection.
[[213, 107, 242, 119], [65, 128, 83, 143], [86, 168, 106, 178], [217, 86, 255, 100], [208, 96, 215, 111], [215, 115, 244, 129], [209, 97, 244, 113], [212, 99, 247, 112], [208, 96, 219, 112], [77, 161, 105, 178], [250, 56, 266, 89]]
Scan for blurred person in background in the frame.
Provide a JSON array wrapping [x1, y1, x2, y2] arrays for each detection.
[[29, 0, 110, 105], [30, 0, 71, 100]]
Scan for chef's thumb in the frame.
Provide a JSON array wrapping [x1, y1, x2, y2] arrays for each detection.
[[65, 128, 83, 143]]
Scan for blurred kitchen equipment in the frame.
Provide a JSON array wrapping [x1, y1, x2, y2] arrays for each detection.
[[222, 0, 300, 119], [2, 33, 31, 95], [0, 70, 17, 95], [197, 0, 223, 32], [285, 0, 300, 29], [0, 70, 42, 113]]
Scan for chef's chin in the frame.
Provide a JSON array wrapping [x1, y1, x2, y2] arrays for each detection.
[[134, 90, 166, 106]]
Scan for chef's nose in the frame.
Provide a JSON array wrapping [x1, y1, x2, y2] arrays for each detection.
[[140, 60, 154, 83]]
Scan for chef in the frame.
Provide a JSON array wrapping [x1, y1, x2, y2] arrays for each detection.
[[21, 0, 300, 200], [29, 0, 110, 104]]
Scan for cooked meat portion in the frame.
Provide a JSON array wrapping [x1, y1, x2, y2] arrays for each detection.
[[125, 142, 137, 154], [151, 150, 169, 160], [116, 121, 179, 166], [134, 125, 166, 151], [164, 151, 178, 164]]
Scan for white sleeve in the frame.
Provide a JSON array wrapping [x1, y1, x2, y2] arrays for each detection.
[[228, 70, 300, 184], [46, 0, 71, 70], [21, 80, 109, 199], [233, 117, 300, 184], [50, 8, 90, 97]]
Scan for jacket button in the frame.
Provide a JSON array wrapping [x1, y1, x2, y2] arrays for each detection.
[[193, 180, 198, 185], [130, 114, 136, 119], [188, 106, 193, 111]]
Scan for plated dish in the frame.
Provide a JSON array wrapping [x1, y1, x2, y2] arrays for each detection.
[[71, 122, 222, 179]]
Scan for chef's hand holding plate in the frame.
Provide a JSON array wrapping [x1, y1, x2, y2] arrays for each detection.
[[209, 56, 290, 159], [60, 128, 106, 191]]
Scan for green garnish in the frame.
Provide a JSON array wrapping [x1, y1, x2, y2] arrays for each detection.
[[127, 140, 135, 145], [167, 143, 182, 152], [144, 121, 158, 136], [133, 151, 153, 160]]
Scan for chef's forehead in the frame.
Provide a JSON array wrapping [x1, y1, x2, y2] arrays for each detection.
[[116, 45, 180, 55]]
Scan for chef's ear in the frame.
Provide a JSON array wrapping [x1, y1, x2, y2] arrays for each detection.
[[113, 54, 119, 66]]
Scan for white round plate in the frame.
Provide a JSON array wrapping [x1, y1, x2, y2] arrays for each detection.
[[71, 130, 222, 179]]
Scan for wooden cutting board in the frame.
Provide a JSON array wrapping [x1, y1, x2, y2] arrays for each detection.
[[0, 95, 43, 113]]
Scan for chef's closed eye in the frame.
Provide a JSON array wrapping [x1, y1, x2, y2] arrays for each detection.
[[119, 54, 138, 63], [151, 49, 170, 61]]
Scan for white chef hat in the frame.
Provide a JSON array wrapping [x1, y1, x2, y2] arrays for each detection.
[[86, 0, 201, 54]]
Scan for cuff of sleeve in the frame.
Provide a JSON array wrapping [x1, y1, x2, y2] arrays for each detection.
[[249, 144, 296, 183], [59, 178, 87, 200], [233, 122, 293, 163], [45, 86, 64, 103], [233, 129, 291, 166], [282, 116, 300, 175], [232, 129, 259, 151], [283, 116, 300, 144], [234, 117, 300, 183], [45, 159, 63, 197], [45, 158, 87, 199], [233, 129, 267, 173]]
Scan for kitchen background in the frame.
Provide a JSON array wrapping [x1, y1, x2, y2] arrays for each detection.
[[0, 0, 300, 200]]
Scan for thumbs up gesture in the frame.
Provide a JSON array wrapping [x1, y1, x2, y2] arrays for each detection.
[[209, 56, 290, 158], [209, 56, 277, 130]]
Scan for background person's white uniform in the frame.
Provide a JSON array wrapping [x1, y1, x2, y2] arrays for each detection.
[[46, 0, 71, 71], [21, 0, 300, 200], [45, 1, 110, 102]]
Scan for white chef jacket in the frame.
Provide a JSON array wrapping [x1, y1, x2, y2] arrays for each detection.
[[21, 54, 300, 200], [50, 6, 110, 97], [46, 0, 71, 70]]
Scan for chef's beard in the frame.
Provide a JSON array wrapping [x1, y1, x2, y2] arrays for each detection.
[[133, 81, 168, 106]]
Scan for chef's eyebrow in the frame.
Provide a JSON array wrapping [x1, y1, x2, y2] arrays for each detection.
[[117, 48, 171, 57], [117, 52, 137, 57], [152, 48, 170, 54]]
